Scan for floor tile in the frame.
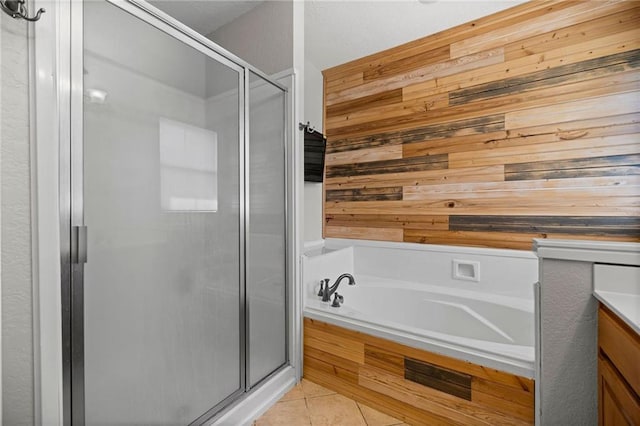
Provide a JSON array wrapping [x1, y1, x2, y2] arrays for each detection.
[[357, 402, 403, 426], [255, 399, 311, 426], [255, 379, 406, 425], [279, 383, 306, 402], [301, 378, 336, 399], [306, 393, 367, 426]]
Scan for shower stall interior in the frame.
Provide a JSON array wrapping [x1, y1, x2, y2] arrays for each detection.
[[56, 1, 293, 424]]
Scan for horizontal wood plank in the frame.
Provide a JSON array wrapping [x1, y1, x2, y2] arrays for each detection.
[[470, 387, 535, 422], [326, 186, 403, 202], [404, 121, 640, 159], [305, 326, 365, 364], [363, 44, 451, 81], [472, 376, 535, 409], [326, 199, 640, 217], [325, 214, 449, 231], [304, 354, 360, 385], [324, 226, 404, 242], [505, 91, 640, 130], [448, 133, 640, 168], [327, 115, 504, 154], [505, 153, 640, 180], [326, 154, 448, 178], [449, 215, 640, 237], [326, 144, 403, 166], [405, 175, 640, 195], [325, 165, 506, 190], [449, 49, 640, 106], [326, 88, 404, 117], [325, 71, 364, 91], [304, 345, 361, 376], [365, 344, 405, 376], [504, 6, 640, 61], [326, 169, 506, 193], [450, 1, 631, 58]]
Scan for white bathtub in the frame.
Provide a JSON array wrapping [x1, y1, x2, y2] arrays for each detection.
[[303, 239, 538, 378]]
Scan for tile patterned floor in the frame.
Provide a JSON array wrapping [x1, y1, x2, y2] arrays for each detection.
[[255, 379, 408, 426]]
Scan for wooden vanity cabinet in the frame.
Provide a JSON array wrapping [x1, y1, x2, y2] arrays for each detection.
[[598, 305, 640, 426]]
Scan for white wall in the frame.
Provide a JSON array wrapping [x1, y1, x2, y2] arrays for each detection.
[[1, 14, 35, 426], [303, 59, 323, 242], [208, 1, 293, 76]]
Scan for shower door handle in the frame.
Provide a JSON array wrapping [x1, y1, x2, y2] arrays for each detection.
[[71, 225, 88, 264]]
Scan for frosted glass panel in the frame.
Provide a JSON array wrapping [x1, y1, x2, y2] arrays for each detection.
[[83, 2, 241, 424], [248, 72, 287, 386]]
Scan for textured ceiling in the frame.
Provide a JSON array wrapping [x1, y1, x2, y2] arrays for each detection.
[[149, 0, 263, 36], [305, 0, 527, 71]]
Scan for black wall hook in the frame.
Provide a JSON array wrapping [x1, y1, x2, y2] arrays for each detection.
[[1, 0, 45, 22]]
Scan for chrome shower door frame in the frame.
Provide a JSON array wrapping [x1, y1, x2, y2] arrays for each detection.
[[61, 1, 291, 425]]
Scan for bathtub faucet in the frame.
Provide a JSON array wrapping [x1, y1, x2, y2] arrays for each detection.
[[322, 273, 356, 303]]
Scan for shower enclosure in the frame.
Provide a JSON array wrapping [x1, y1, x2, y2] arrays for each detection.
[[55, 1, 293, 424]]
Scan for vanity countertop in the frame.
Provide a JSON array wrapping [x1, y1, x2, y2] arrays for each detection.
[[594, 291, 640, 335], [593, 263, 640, 336]]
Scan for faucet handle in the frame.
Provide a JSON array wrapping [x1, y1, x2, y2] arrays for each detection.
[[331, 292, 343, 308], [317, 278, 330, 297]]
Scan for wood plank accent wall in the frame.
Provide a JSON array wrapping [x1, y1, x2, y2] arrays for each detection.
[[322, 1, 640, 250], [304, 318, 535, 425]]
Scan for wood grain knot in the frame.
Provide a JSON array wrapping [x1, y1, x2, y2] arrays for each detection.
[[558, 130, 588, 140]]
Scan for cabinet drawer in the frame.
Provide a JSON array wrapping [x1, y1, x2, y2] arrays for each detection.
[[599, 355, 640, 425], [599, 306, 640, 396]]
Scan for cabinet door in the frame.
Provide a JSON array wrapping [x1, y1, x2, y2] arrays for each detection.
[[599, 355, 640, 426]]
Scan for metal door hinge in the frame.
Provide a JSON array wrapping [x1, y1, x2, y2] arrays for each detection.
[[71, 225, 87, 264]]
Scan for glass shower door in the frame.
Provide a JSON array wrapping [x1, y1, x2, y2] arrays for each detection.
[[80, 2, 244, 424], [247, 73, 287, 386]]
